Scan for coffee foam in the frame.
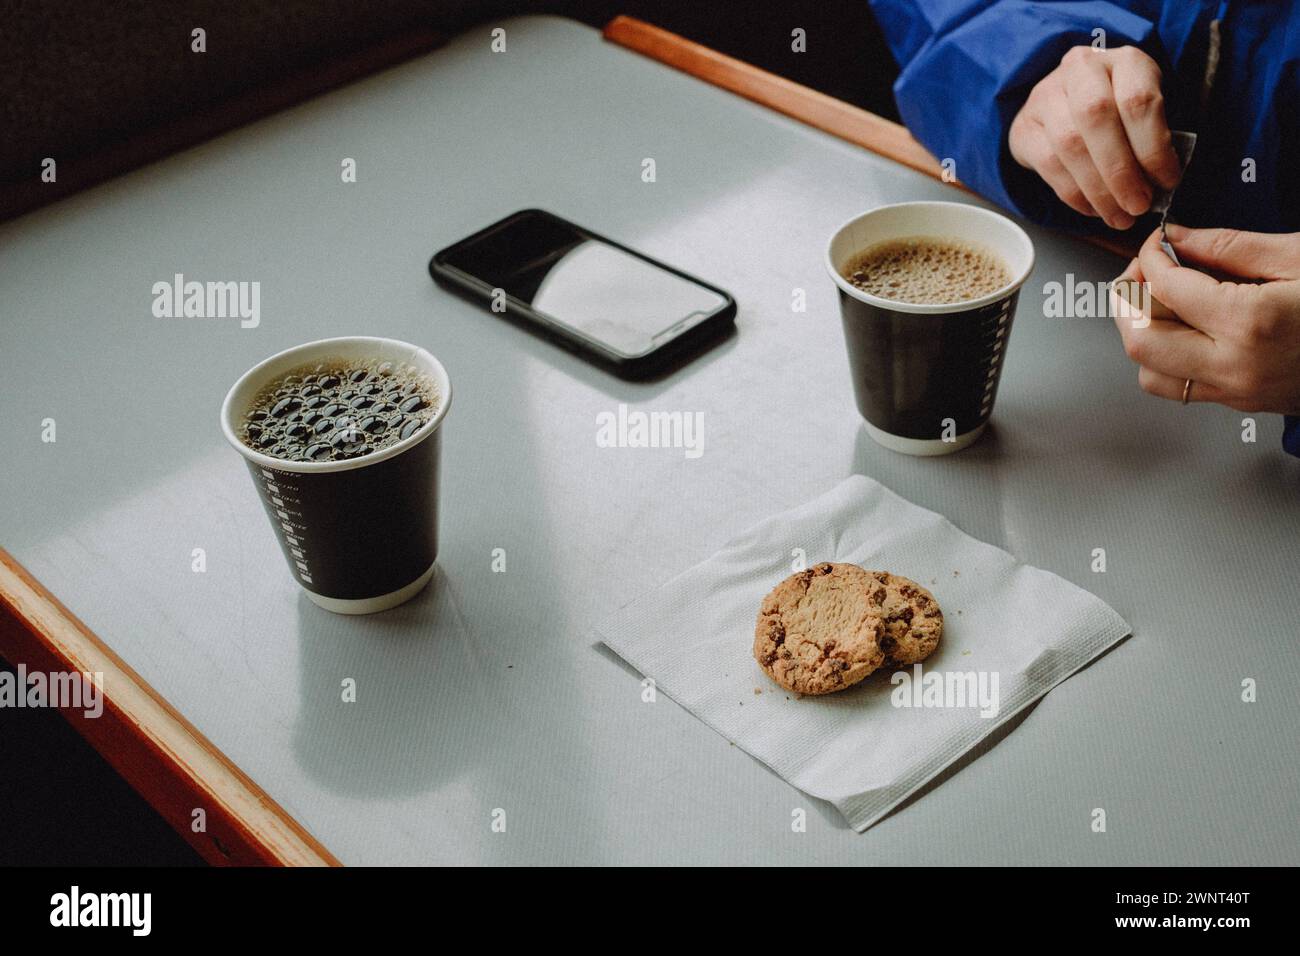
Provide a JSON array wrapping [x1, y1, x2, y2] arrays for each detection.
[[844, 235, 1011, 305]]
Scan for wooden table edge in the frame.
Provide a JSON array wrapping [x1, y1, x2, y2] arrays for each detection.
[[601, 15, 1136, 261], [0, 550, 340, 866]]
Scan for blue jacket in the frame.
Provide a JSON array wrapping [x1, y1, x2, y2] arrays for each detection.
[[871, 0, 1300, 456]]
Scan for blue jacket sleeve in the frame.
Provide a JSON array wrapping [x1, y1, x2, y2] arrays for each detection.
[[870, 1, 1159, 230]]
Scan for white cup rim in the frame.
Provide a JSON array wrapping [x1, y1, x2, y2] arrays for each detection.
[[220, 336, 452, 475], [825, 201, 1036, 315]]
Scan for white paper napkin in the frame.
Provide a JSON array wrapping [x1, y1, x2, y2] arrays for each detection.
[[595, 475, 1131, 832]]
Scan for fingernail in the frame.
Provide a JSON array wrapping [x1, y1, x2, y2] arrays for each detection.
[[1163, 223, 1187, 239], [1126, 191, 1152, 216]]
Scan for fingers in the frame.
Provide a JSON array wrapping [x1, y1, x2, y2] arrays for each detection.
[[1063, 49, 1152, 216], [1116, 312, 1222, 383], [1114, 241, 1235, 390], [1162, 224, 1300, 280], [1012, 45, 1177, 227], [1108, 47, 1181, 191], [1137, 228, 1238, 336], [1135, 367, 1252, 409], [1040, 67, 1135, 230], [1009, 111, 1097, 217], [1117, 302, 1245, 403], [1110, 257, 1145, 322], [1126, 230, 1292, 411]]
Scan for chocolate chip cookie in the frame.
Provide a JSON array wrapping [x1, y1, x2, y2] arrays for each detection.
[[863, 571, 943, 666], [753, 562, 886, 695]]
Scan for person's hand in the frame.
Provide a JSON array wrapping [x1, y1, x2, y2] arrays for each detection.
[[1111, 225, 1300, 415], [1009, 45, 1182, 230]]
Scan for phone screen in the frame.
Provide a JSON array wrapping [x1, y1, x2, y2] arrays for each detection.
[[435, 212, 729, 358]]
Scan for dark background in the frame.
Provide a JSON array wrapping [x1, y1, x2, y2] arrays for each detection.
[[0, 0, 901, 196], [0, 0, 900, 865]]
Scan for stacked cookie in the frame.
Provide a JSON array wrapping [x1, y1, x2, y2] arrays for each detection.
[[753, 562, 943, 695]]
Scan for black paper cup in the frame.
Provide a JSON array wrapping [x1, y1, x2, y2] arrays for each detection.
[[826, 202, 1034, 455], [220, 336, 452, 614]]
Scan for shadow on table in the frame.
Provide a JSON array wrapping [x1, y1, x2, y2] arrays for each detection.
[[850, 421, 1012, 552], [800, 625, 1133, 833], [290, 567, 497, 798], [289, 362, 743, 797], [800, 698, 1047, 833], [833, 628, 1133, 832], [286, 276, 746, 855]]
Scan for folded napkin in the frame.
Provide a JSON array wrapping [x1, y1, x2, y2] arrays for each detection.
[[596, 475, 1130, 831]]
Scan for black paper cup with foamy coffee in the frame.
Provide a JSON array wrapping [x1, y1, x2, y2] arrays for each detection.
[[220, 336, 452, 614], [826, 202, 1034, 455]]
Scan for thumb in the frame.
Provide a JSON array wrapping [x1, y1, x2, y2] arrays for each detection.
[[1162, 224, 1300, 280]]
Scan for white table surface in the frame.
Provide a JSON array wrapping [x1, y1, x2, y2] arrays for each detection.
[[2, 15, 1297, 865]]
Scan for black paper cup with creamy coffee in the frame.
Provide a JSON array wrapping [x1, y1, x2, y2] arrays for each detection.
[[826, 202, 1034, 455], [220, 336, 452, 614]]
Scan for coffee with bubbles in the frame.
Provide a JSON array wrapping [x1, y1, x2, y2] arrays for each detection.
[[843, 236, 1010, 305], [240, 359, 439, 463]]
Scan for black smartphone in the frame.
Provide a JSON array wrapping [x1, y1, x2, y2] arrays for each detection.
[[429, 209, 736, 378]]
